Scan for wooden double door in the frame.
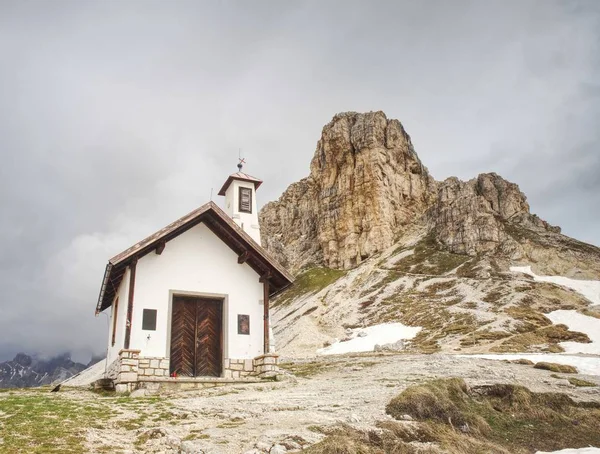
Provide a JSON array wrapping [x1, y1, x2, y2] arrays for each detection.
[[169, 296, 223, 377]]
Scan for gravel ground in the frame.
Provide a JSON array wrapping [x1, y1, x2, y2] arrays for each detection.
[[76, 353, 600, 453]]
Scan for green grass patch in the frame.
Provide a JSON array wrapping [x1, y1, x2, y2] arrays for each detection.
[[371, 291, 479, 354], [534, 362, 578, 374], [505, 306, 552, 331], [272, 267, 347, 307], [459, 329, 511, 347], [280, 360, 336, 378], [392, 234, 470, 276], [0, 391, 114, 453], [568, 378, 597, 387], [492, 322, 590, 354]]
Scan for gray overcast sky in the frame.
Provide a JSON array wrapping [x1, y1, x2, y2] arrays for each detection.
[[0, 0, 599, 362]]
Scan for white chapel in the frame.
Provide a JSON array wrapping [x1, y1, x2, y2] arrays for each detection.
[[94, 165, 293, 390]]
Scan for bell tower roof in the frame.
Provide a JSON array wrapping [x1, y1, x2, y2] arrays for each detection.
[[217, 172, 263, 196]]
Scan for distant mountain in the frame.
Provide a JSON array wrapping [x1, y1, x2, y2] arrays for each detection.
[[0, 353, 87, 388]]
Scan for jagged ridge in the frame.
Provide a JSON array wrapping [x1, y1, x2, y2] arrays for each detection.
[[260, 111, 600, 278], [0, 353, 90, 388]]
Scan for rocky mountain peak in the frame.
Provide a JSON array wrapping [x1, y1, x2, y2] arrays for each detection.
[[13, 352, 33, 367], [430, 172, 561, 257], [0, 352, 87, 389], [260, 111, 596, 276], [260, 111, 436, 272]]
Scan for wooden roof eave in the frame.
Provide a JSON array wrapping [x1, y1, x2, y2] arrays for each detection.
[[217, 173, 263, 196], [95, 202, 293, 314]]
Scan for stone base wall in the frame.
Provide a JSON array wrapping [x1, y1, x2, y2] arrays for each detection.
[[106, 351, 279, 392], [105, 349, 140, 384], [223, 354, 279, 378], [252, 353, 279, 378], [138, 357, 170, 378], [223, 358, 254, 378]]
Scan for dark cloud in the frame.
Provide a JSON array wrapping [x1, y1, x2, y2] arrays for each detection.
[[0, 0, 599, 361]]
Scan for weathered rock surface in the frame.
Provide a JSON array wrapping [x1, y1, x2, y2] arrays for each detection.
[[429, 173, 560, 256], [260, 111, 600, 276], [260, 111, 436, 272]]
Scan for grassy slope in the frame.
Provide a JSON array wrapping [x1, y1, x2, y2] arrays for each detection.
[[308, 378, 600, 454], [272, 233, 598, 356]]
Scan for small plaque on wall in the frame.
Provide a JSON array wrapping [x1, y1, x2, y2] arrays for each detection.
[[238, 314, 250, 335]]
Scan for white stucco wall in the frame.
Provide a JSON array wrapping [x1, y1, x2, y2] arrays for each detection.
[[224, 179, 261, 245], [125, 222, 265, 361], [106, 267, 130, 364]]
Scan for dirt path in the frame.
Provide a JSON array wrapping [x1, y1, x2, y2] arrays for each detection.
[[81, 353, 600, 453]]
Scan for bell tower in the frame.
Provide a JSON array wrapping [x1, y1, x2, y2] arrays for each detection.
[[218, 160, 263, 245]]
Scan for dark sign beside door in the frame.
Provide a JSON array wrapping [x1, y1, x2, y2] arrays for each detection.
[[238, 314, 250, 335]]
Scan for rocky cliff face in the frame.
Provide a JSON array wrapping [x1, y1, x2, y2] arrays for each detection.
[[260, 111, 436, 271], [260, 111, 599, 277], [429, 173, 561, 256]]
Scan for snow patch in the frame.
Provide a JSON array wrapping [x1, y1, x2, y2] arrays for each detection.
[[546, 310, 600, 355], [317, 323, 421, 356], [460, 353, 600, 376], [510, 266, 600, 306]]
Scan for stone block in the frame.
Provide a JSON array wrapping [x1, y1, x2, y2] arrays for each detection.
[[244, 359, 253, 371], [223, 359, 230, 368], [121, 365, 131, 372], [223, 369, 232, 379], [138, 359, 150, 367], [121, 358, 137, 366], [119, 372, 138, 383], [150, 359, 159, 368], [232, 370, 240, 379], [259, 370, 278, 379], [262, 356, 277, 365], [159, 359, 169, 369], [230, 362, 244, 371]]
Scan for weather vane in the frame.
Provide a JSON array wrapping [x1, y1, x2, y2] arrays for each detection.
[[237, 157, 246, 171]]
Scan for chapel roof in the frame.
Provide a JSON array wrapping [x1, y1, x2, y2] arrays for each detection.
[[95, 201, 293, 314], [217, 172, 263, 196]]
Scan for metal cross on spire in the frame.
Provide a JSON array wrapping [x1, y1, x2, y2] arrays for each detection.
[[237, 157, 246, 171]]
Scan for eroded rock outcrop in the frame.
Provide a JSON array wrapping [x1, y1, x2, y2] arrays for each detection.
[[260, 111, 598, 275], [429, 173, 560, 256], [260, 111, 436, 271]]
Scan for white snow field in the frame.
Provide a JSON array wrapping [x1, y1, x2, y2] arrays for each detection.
[[536, 448, 600, 454], [316, 322, 421, 355], [461, 353, 600, 376], [547, 310, 600, 355], [511, 266, 600, 306]]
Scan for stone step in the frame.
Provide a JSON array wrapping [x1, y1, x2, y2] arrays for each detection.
[[93, 378, 115, 391]]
